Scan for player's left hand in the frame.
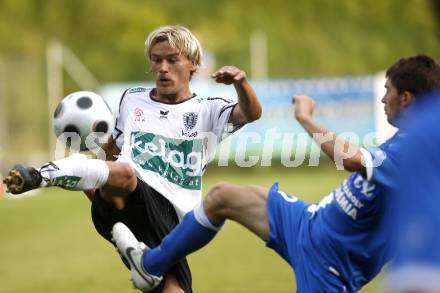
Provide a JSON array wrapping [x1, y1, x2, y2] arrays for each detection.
[[293, 95, 316, 123], [212, 66, 246, 85]]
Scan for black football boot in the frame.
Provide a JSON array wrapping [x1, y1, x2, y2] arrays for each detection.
[[3, 165, 43, 194]]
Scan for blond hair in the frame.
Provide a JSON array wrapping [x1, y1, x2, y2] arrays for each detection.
[[145, 25, 203, 67]]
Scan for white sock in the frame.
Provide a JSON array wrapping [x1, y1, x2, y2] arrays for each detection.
[[39, 154, 109, 190], [193, 201, 223, 231]]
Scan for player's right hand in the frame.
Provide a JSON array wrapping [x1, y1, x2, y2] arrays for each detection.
[[211, 66, 246, 85], [293, 95, 316, 123]]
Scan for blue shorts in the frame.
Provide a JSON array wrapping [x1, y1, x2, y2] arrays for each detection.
[[265, 183, 347, 293]]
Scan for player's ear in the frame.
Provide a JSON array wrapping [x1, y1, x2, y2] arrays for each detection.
[[189, 61, 197, 77], [190, 60, 197, 72], [401, 91, 415, 108]]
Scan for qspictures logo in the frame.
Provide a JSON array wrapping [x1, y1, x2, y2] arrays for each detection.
[[130, 132, 204, 190]]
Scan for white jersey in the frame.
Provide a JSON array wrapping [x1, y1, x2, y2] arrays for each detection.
[[112, 87, 237, 218]]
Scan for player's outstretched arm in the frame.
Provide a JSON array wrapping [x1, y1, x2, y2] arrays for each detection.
[[212, 66, 262, 126], [293, 95, 366, 173]]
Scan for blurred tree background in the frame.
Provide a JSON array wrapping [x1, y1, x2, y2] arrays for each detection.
[[0, 0, 439, 166]]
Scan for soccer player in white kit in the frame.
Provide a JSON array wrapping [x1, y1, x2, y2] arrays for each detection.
[[3, 25, 262, 293]]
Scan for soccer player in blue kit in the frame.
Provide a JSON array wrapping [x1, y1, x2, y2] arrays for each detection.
[[384, 89, 440, 293], [112, 54, 440, 292]]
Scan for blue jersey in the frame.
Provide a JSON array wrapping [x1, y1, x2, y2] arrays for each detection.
[[387, 91, 440, 290], [309, 134, 402, 290], [266, 133, 404, 292]]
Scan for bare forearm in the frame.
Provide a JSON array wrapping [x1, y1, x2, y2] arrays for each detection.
[[212, 66, 262, 125], [233, 79, 262, 123], [299, 117, 364, 172]]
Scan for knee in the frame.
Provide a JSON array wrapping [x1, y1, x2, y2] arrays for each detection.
[[206, 182, 230, 207], [99, 163, 137, 209], [118, 163, 135, 179], [204, 182, 236, 217], [107, 162, 136, 192], [118, 163, 136, 189]]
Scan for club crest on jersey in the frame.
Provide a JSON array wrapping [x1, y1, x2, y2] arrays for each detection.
[[183, 112, 198, 131], [134, 107, 145, 122]]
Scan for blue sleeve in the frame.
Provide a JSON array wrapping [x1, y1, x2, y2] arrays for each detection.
[[362, 141, 400, 187]]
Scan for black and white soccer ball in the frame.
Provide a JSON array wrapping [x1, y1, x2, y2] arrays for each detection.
[[53, 91, 115, 151]]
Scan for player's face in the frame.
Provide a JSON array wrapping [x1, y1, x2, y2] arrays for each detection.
[[150, 41, 196, 100], [382, 79, 404, 126]]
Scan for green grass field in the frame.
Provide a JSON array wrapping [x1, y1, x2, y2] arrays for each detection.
[[0, 165, 381, 292]]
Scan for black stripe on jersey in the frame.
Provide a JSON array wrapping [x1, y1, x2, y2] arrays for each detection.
[[113, 89, 129, 140], [117, 89, 130, 115], [112, 126, 123, 141], [229, 124, 244, 134], [207, 97, 233, 104], [218, 104, 236, 118]]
